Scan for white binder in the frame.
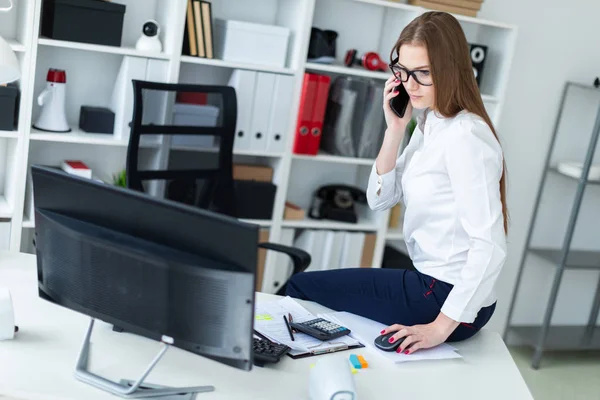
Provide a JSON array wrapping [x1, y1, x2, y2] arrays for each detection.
[[111, 57, 148, 141], [339, 232, 366, 269], [228, 70, 257, 151], [248, 72, 276, 152], [321, 231, 345, 270], [266, 74, 294, 154]]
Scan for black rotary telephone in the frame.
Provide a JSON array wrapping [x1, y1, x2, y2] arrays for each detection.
[[308, 184, 367, 223]]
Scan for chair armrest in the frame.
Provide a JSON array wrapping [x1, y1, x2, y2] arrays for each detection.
[[258, 242, 311, 295]]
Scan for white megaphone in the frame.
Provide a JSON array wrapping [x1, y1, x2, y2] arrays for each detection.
[[33, 68, 71, 133]]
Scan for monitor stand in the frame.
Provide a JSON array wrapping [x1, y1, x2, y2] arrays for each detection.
[[74, 318, 215, 398]]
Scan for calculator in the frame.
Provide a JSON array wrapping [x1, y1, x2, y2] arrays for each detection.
[[289, 318, 351, 341]]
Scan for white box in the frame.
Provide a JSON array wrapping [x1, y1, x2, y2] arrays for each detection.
[[172, 103, 220, 148], [214, 19, 290, 68]]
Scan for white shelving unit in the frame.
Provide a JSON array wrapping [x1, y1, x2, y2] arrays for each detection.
[[4, 0, 517, 294]]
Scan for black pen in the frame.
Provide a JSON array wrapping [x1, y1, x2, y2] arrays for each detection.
[[283, 315, 295, 341], [288, 313, 297, 333]]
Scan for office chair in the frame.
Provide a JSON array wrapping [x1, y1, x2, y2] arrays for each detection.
[[125, 80, 310, 295]]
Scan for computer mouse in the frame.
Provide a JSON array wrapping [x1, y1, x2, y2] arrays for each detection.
[[374, 332, 404, 352]]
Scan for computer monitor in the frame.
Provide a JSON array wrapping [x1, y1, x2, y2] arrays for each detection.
[[31, 165, 259, 398]]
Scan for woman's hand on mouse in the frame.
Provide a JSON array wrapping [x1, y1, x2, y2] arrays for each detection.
[[381, 313, 459, 354], [383, 76, 413, 134]]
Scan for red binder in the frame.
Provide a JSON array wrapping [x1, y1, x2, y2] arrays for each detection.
[[307, 74, 331, 155], [293, 73, 318, 154]]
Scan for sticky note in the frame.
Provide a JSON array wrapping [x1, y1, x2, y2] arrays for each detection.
[[255, 314, 273, 321], [351, 367, 358, 374], [349, 354, 362, 369], [357, 355, 368, 369]]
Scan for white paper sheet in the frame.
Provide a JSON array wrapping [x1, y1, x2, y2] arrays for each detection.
[[319, 311, 462, 363], [254, 297, 361, 354]]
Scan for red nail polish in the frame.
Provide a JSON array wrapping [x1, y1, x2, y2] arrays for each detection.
[[404, 350, 409, 354], [388, 337, 394, 343], [396, 348, 401, 353], [380, 330, 385, 334]]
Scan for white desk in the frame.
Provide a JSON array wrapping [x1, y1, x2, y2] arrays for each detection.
[[0, 252, 532, 400]]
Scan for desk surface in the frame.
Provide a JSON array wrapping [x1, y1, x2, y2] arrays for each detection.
[[0, 252, 532, 400]]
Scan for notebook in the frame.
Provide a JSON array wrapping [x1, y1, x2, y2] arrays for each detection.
[[254, 297, 363, 358]]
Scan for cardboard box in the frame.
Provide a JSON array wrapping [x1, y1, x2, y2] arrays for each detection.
[[388, 204, 402, 228], [256, 229, 270, 291], [233, 164, 273, 182], [283, 201, 305, 220], [214, 19, 290, 68], [360, 233, 377, 268], [409, 0, 481, 16]]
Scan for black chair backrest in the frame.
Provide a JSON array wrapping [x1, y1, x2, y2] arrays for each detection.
[[126, 80, 237, 217]]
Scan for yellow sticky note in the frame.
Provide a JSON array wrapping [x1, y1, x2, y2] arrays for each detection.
[[351, 368, 358, 374], [255, 314, 273, 321]]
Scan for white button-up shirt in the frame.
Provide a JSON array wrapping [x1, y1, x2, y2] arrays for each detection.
[[367, 109, 507, 323]]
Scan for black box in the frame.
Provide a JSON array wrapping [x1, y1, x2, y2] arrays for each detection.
[[41, 0, 126, 47], [234, 180, 276, 220], [0, 85, 19, 131], [79, 106, 114, 134]]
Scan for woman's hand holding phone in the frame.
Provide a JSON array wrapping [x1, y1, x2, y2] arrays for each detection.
[[376, 76, 413, 175], [383, 76, 413, 135]]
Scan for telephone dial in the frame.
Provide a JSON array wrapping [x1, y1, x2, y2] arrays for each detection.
[[308, 184, 367, 223]]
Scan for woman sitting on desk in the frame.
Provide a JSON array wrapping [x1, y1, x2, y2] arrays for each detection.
[[286, 11, 508, 354]]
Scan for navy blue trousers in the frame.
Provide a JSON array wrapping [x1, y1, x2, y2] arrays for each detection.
[[285, 268, 495, 342]]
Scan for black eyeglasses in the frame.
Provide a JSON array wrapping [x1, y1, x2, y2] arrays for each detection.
[[389, 57, 433, 86]]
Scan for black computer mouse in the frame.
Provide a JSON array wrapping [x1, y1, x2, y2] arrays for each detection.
[[374, 332, 405, 352]]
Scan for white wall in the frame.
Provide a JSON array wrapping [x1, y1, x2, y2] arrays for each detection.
[[478, 0, 600, 334]]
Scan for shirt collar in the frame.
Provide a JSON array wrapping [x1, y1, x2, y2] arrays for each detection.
[[417, 108, 446, 143]]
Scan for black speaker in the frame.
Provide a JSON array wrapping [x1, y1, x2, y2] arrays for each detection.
[[469, 43, 487, 87]]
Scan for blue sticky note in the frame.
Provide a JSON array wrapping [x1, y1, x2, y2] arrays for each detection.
[[349, 354, 362, 369]]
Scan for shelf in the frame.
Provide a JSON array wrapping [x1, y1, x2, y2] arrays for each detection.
[[180, 56, 295, 75], [530, 248, 600, 270], [0, 196, 12, 218], [386, 229, 404, 240], [29, 129, 161, 148], [170, 145, 283, 158], [240, 219, 272, 227], [38, 38, 171, 60], [305, 63, 498, 102], [292, 151, 375, 166], [0, 130, 18, 139], [22, 216, 34, 229], [7, 39, 25, 53], [282, 218, 378, 231], [481, 94, 499, 103], [509, 326, 600, 351], [30, 129, 129, 146], [549, 167, 600, 185], [347, 0, 419, 12], [305, 62, 389, 81]]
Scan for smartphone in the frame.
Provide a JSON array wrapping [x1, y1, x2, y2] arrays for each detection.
[[389, 83, 410, 118]]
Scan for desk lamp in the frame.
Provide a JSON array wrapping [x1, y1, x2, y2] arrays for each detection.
[[0, 0, 21, 84]]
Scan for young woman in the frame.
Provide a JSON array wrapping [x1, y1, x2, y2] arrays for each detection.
[[286, 11, 508, 354]]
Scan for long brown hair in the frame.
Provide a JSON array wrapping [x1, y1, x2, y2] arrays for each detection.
[[391, 11, 509, 234]]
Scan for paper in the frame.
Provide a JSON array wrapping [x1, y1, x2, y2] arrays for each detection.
[[319, 311, 462, 363], [254, 297, 361, 354]]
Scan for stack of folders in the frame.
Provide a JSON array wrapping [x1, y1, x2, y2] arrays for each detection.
[[293, 73, 332, 155], [182, 0, 214, 59], [254, 296, 363, 358], [227, 70, 294, 154], [292, 230, 377, 272]]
